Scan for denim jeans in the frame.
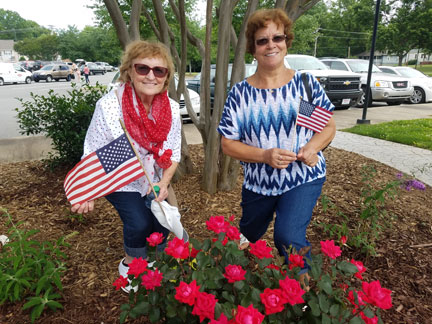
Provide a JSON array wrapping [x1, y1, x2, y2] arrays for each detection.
[[240, 177, 325, 273], [105, 191, 169, 258]]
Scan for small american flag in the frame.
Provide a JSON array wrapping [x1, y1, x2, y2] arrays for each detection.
[[64, 134, 144, 206], [297, 99, 333, 133]]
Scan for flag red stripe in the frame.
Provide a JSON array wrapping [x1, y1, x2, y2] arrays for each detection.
[[68, 164, 144, 205], [64, 154, 100, 190], [65, 164, 104, 195], [67, 157, 141, 200]]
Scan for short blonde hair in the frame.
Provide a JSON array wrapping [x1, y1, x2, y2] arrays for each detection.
[[118, 40, 174, 92], [246, 8, 294, 55]]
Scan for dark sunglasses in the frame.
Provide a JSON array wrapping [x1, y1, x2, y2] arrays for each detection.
[[255, 34, 287, 46], [134, 64, 168, 78]]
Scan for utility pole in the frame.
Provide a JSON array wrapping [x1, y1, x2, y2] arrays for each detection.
[[357, 0, 381, 125]]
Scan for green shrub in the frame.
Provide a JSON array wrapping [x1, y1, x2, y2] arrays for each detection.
[[407, 59, 417, 65], [0, 208, 76, 322], [16, 83, 107, 168]]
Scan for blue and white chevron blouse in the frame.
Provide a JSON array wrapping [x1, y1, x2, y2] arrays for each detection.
[[218, 71, 334, 196]]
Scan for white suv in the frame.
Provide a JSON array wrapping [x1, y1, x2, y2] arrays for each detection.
[[284, 55, 362, 109], [320, 58, 414, 106]]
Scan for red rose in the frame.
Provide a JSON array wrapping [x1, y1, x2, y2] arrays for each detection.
[[146, 232, 164, 247], [112, 275, 128, 290], [206, 216, 229, 234], [350, 259, 367, 280], [260, 288, 287, 315], [191, 291, 218, 323], [233, 304, 264, 324], [360, 311, 378, 324], [249, 240, 273, 259], [224, 265, 246, 283], [348, 290, 367, 311], [362, 280, 392, 309], [279, 276, 305, 305], [141, 268, 163, 290], [340, 235, 347, 245], [175, 280, 200, 306], [209, 312, 230, 324], [165, 237, 190, 259], [226, 225, 241, 240], [190, 246, 201, 258], [288, 254, 304, 270], [320, 240, 342, 259], [127, 257, 148, 278]]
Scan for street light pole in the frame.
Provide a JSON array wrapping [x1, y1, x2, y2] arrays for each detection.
[[357, 0, 381, 125]]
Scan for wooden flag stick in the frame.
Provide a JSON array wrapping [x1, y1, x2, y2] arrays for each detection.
[[119, 119, 167, 216]]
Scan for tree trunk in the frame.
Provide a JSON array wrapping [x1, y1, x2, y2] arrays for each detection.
[[103, 0, 130, 49]]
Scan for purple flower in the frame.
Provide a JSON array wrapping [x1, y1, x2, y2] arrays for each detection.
[[404, 179, 426, 191]]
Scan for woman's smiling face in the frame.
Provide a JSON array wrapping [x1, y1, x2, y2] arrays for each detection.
[[254, 21, 287, 69]]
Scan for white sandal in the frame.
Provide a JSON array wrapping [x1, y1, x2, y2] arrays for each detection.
[[239, 234, 250, 250]]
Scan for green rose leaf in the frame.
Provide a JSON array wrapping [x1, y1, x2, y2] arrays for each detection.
[[349, 316, 363, 324], [318, 274, 333, 295], [337, 261, 359, 275], [149, 307, 160, 323], [308, 299, 321, 317], [318, 293, 330, 313]]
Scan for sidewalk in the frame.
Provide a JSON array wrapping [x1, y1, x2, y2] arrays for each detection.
[[330, 132, 432, 187]]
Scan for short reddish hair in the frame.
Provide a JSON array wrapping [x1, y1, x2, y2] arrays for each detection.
[[246, 8, 294, 55]]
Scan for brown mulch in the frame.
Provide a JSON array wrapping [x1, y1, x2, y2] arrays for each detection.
[[0, 145, 431, 324]]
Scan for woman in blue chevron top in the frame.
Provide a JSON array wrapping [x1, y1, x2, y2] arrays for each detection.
[[218, 8, 336, 284]]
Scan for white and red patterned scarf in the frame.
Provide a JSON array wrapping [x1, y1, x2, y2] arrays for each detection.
[[121, 82, 172, 169]]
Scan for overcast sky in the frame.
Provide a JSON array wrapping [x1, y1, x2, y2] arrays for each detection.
[[1, 0, 97, 31]]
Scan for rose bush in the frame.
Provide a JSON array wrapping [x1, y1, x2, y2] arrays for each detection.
[[114, 216, 392, 323]]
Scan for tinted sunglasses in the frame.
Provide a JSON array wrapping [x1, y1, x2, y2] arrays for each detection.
[[255, 34, 287, 46], [134, 64, 168, 78]]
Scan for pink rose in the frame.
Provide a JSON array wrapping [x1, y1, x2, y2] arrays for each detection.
[[146, 232, 164, 247], [362, 280, 392, 309], [224, 265, 246, 283], [127, 257, 148, 278], [260, 288, 287, 315], [249, 240, 273, 259], [165, 237, 190, 259], [350, 259, 367, 280], [175, 280, 200, 306], [112, 275, 128, 290], [141, 268, 163, 290], [279, 276, 305, 305], [288, 254, 305, 270], [191, 291, 218, 323], [233, 304, 264, 324], [320, 240, 342, 259], [206, 216, 229, 234]]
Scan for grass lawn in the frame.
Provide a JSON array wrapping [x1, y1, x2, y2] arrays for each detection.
[[341, 118, 432, 150]]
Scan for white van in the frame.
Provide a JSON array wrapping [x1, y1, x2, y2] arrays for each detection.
[[0, 63, 33, 86]]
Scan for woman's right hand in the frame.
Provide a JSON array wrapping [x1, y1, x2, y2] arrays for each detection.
[[71, 201, 95, 214], [264, 148, 296, 169]]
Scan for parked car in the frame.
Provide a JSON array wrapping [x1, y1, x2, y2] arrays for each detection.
[[108, 72, 200, 121], [81, 62, 105, 75], [95, 62, 114, 72], [284, 54, 362, 109], [0, 63, 33, 85], [20, 60, 36, 72], [187, 64, 257, 106], [320, 58, 414, 106], [377, 66, 432, 104], [32, 63, 73, 82]]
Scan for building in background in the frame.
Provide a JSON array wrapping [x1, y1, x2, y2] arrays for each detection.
[[0, 40, 20, 63]]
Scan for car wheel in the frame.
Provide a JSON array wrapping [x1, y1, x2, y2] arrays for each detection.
[[386, 101, 403, 106], [409, 87, 425, 104], [46, 75, 53, 82], [66, 74, 71, 81], [356, 89, 372, 107], [0, 78, 4, 86], [25, 77, 32, 84]]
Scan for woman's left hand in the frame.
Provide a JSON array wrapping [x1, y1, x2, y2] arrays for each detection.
[[147, 181, 169, 202], [297, 146, 319, 167]]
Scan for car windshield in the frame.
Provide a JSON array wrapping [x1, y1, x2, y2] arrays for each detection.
[[285, 56, 328, 70], [346, 61, 381, 73], [396, 68, 427, 78], [40, 65, 53, 71]]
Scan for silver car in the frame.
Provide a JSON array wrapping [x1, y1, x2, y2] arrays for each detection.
[[320, 58, 413, 106]]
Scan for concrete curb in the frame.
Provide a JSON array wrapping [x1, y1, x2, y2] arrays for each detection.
[[0, 136, 53, 163]]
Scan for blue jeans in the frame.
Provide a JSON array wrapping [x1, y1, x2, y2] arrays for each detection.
[[240, 177, 325, 273], [105, 192, 169, 258]]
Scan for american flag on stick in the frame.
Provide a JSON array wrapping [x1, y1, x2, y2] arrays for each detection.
[[64, 134, 145, 206], [297, 99, 333, 133]]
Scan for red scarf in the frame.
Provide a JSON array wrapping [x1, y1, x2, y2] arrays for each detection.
[[122, 82, 172, 169]]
